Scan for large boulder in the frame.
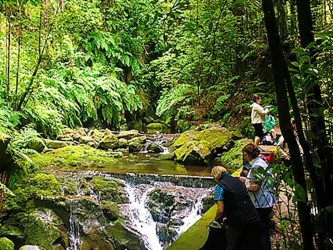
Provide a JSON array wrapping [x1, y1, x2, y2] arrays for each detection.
[[128, 136, 146, 152], [98, 133, 119, 150], [173, 127, 232, 165], [117, 130, 139, 140]]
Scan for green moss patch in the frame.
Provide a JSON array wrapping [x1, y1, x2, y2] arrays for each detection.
[[167, 205, 216, 250], [221, 139, 252, 170], [4, 173, 61, 210], [194, 127, 232, 149], [30, 145, 117, 168], [0, 237, 15, 250]]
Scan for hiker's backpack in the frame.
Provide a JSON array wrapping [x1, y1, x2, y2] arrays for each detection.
[[263, 115, 276, 133]]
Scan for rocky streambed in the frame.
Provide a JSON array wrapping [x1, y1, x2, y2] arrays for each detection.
[[0, 125, 251, 249], [0, 169, 214, 250]]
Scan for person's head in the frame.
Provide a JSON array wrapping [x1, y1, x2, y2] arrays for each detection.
[[253, 94, 262, 104], [242, 143, 260, 163], [211, 166, 228, 182]]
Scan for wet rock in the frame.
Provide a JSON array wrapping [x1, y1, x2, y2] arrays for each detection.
[[98, 133, 119, 150], [117, 130, 139, 140], [44, 139, 74, 149], [128, 136, 146, 152], [147, 142, 164, 153], [19, 246, 40, 250]]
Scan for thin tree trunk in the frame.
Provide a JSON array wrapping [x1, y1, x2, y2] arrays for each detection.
[[261, 0, 315, 248], [5, 19, 11, 103], [14, 36, 21, 110]]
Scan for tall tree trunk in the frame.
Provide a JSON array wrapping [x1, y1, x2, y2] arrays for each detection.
[[296, 0, 333, 245], [5, 18, 11, 103], [14, 36, 21, 110], [261, 0, 315, 248]]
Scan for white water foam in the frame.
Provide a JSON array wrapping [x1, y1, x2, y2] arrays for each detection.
[[125, 184, 163, 250]]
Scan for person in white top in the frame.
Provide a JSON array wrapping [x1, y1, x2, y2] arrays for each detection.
[[250, 94, 269, 146]]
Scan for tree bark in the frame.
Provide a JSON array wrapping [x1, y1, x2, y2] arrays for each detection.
[[261, 0, 315, 248], [5, 18, 11, 103], [296, 0, 333, 244]]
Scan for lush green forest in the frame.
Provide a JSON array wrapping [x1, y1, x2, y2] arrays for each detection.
[[0, 0, 333, 249]]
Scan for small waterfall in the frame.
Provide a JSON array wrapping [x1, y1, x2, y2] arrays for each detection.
[[68, 199, 80, 250], [125, 184, 163, 250], [176, 196, 204, 236]]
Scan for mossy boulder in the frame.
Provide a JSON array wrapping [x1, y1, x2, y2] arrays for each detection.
[[147, 123, 165, 130], [107, 221, 144, 250], [5, 173, 61, 210], [221, 138, 253, 170], [128, 136, 146, 152], [44, 139, 74, 149], [24, 209, 64, 248], [91, 177, 126, 203], [100, 200, 120, 221], [117, 138, 128, 148], [0, 237, 15, 250], [172, 127, 233, 165], [147, 142, 164, 153], [98, 133, 119, 150], [29, 145, 117, 168], [117, 130, 139, 140], [172, 130, 199, 149]]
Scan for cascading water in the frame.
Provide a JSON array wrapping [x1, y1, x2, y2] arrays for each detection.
[[176, 196, 205, 236], [125, 184, 163, 250], [123, 182, 213, 250], [67, 199, 80, 250]]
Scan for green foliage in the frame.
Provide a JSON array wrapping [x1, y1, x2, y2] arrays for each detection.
[[7, 127, 45, 174]]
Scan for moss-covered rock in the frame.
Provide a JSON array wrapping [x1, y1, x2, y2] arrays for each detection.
[[174, 140, 212, 165], [5, 173, 61, 210], [0, 237, 15, 250], [100, 200, 120, 221], [158, 152, 175, 160], [29, 145, 117, 168], [24, 209, 63, 248], [44, 139, 74, 149], [91, 177, 126, 203], [172, 130, 199, 149], [117, 130, 139, 140], [193, 127, 231, 148], [128, 136, 146, 152], [172, 127, 233, 165], [221, 138, 253, 170], [98, 133, 119, 150], [107, 220, 144, 250]]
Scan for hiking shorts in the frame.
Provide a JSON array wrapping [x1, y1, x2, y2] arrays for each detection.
[[253, 123, 264, 139]]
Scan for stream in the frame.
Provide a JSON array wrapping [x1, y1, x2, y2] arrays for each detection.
[[50, 152, 214, 250]]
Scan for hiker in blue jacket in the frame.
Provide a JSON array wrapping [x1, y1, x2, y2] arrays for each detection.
[[211, 166, 263, 250]]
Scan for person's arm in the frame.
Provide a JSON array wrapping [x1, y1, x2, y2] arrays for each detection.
[[254, 104, 269, 116], [247, 183, 259, 192], [277, 136, 290, 160], [215, 200, 224, 221], [246, 167, 261, 192]]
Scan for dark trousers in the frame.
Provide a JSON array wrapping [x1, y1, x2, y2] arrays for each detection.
[[226, 221, 262, 250], [257, 207, 273, 250]]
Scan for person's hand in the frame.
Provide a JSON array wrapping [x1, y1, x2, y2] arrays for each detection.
[[239, 176, 246, 183]]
